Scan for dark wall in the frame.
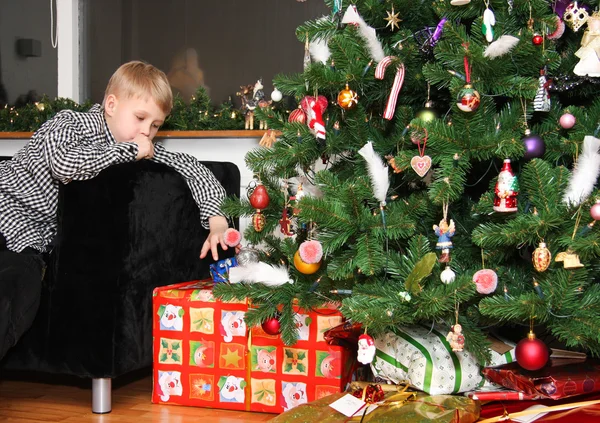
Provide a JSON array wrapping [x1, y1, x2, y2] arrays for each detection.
[[0, 0, 58, 105], [88, 0, 330, 105]]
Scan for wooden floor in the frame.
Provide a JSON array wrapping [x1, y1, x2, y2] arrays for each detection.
[[0, 370, 276, 422]]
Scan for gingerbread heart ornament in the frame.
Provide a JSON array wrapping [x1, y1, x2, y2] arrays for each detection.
[[411, 155, 432, 177]]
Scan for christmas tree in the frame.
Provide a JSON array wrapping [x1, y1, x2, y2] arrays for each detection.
[[216, 0, 600, 367]]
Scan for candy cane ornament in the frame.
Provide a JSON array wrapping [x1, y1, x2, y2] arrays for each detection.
[[300, 95, 328, 141], [375, 56, 406, 120]]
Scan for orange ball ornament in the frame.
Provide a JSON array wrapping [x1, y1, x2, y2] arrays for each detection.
[[337, 84, 358, 110], [294, 251, 321, 274]]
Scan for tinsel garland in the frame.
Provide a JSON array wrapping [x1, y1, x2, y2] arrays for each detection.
[[0, 89, 247, 132]]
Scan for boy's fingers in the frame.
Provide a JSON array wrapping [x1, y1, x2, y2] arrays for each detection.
[[199, 241, 209, 259]]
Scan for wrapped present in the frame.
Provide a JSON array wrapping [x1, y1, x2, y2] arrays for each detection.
[[152, 280, 353, 413], [371, 325, 515, 395], [478, 391, 600, 423], [270, 381, 480, 423], [482, 359, 600, 400], [209, 257, 238, 283]]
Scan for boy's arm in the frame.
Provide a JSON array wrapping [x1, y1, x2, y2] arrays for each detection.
[[42, 122, 138, 183], [151, 143, 227, 228]]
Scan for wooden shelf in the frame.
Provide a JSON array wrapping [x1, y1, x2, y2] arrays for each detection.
[[0, 130, 271, 140]]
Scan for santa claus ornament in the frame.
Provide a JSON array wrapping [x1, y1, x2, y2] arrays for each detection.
[[357, 334, 376, 365], [456, 55, 480, 112], [493, 159, 519, 212]]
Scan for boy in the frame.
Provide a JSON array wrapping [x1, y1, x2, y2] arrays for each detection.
[[0, 60, 231, 360]]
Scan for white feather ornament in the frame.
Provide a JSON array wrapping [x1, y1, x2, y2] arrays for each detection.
[[483, 35, 520, 58], [358, 141, 390, 205], [341, 5, 385, 62], [309, 39, 331, 64], [563, 135, 600, 206], [229, 262, 293, 286]]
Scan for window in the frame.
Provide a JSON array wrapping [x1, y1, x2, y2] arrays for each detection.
[[86, 0, 329, 106], [0, 0, 58, 106]]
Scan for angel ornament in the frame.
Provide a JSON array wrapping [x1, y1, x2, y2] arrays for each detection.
[[574, 11, 600, 77], [446, 324, 465, 352], [433, 217, 455, 263]]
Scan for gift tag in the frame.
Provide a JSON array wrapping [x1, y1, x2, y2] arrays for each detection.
[[512, 405, 549, 422], [411, 155, 432, 177], [329, 394, 367, 417]]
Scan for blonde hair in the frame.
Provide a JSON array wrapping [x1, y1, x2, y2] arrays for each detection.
[[104, 60, 173, 114]]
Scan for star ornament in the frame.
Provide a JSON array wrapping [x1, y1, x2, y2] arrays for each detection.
[[385, 6, 402, 31]]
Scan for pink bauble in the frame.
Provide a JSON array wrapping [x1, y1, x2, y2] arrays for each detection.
[[224, 228, 242, 247], [298, 240, 323, 264], [559, 113, 576, 129], [591, 202, 600, 220], [473, 269, 498, 294]]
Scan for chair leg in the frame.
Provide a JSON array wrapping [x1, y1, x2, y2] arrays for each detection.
[[92, 377, 112, 413]]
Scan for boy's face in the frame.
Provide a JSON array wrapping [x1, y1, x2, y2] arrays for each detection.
[[104, 94, 167, 143]]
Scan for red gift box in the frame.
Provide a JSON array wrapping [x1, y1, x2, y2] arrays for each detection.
[[151, 280, 354, 413]]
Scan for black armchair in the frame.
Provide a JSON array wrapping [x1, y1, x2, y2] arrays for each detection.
[[0, 159, 240, 413]]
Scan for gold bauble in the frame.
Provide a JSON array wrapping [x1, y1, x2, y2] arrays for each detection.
[[532, 242, 551, 272], [337, 84, 358, 110], [252, 211, 266, 232], [293, 251, 321, 274]]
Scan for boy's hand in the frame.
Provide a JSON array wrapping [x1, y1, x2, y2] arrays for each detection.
[[133, 134, 154, 160], [200, 216, 230, 261]]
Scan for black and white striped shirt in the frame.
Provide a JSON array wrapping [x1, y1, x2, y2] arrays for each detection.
[[0, 104, 226, 253]]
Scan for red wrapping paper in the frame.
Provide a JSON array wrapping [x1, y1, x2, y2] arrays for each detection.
[[482, 360, 600, 400], [151, 280, 354, 413], [479, 391, 600, 422]]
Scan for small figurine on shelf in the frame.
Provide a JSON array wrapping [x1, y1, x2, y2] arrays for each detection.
[[236, 83, 256, 130], [493, 159, 519, 212], [446, 324, 465, 352], [252, 79, 272, 130], [433, 218, 455, 263]]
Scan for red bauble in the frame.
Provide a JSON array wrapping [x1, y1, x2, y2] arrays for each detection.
[[515, 331, 549, 371], [249, 183, 270, 210], [532, 34, 544, 45], [288, 108, 307, 124], [261, 317, 281, 335]]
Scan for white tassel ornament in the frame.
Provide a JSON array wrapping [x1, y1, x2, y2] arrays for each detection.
[[229, 262, 293, 286], [358, 141, 390, 205], [563, 135, 600, 206], [341, 5, 385, 62], [309, 38, 331, 64], [483, 35, 520, 58]]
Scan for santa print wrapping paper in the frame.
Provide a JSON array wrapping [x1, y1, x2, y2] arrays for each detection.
[[152, 280, 353, 413]]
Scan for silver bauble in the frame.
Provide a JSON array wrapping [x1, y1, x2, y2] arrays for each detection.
[[236, 248, 261, 266], [440, 266, 456, 284]]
